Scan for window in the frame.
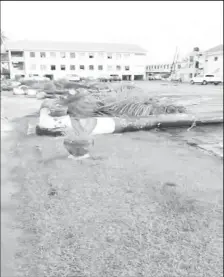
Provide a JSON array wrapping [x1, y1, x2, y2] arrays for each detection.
[[135, 53, 146, 56], [89, 65, 94, 70], [116, 53, 121, 59], [11, 51, 24, 58], [61, 65, 66, 70], [12, 62, 24, 70], [70, 52, 76, 58], [107, 53, 112, 59], [178, 64, 181, 69], [189, 56, 194, 62], [40, 65, 47, 71], [214, 57, 218, 61], [89, 53, 94, 59], [80, 65, 85, 70], [30, 64, 36, 70], [195, 61, 199, 69], [125, 66, 130, 71], [116, 65, 121, 71], [30, 52, 35, 58], [79, 52, 85, 57], [51, 65, 56, 71], [70, 65, 76, 70], [40, 52, 46, 58], [98, 65, 103, 70], [50, 52, 56, 58], [60, 52, 66, 58], [189, 73, 193, 78], [107, 65, 112, 71], [98, 52, 104, 58]]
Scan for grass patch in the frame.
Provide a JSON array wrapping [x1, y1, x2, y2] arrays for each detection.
[[5, 119, 223, 277]]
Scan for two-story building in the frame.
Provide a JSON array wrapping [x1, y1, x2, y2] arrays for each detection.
[[4, 40, 147, 81], [203, 44, 223, 76]]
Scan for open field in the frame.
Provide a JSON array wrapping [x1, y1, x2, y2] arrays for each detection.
[[1, 81, 223, 277]]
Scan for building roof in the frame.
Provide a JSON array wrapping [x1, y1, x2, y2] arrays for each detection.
[[205, 44, 223, 53], [5, 40, 147, 53]]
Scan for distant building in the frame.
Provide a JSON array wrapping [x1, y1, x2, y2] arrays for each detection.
[[1, 43, 10, 79], [146, 45, 223, 82], [1, 52, 10, 79], [171, 47, 204, 82], [203, 44, 223, 76], [4, 40, 148, 81], [145, 63, 172, 79], [174, 45, 223, 81]]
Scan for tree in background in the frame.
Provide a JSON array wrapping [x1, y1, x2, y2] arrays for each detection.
[[1, 31, 7, 45]]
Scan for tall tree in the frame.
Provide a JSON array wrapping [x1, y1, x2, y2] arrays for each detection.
[[1, 31, 7, 45]]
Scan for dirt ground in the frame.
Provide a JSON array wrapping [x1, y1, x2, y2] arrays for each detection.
[[1, 83, 223, 277]]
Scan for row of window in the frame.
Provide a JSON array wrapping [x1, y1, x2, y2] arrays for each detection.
[[147, 64, 171, 70], [147, 64, 183, 70], [30, 64, 130, 71], [29, 51, 132, 59]]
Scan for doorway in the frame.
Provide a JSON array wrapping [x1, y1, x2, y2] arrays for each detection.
[[134, 75, 144, 81], [122, 75, 131, 81], [44, 74, 54, 80]]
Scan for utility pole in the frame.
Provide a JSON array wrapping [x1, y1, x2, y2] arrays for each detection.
[[170, 46, 178, 77]]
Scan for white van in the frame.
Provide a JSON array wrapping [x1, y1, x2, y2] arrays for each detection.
[[190, 74, 223, 85]]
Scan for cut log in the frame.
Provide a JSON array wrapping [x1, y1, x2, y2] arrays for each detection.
[[36, 91, 47, 99], [27, 89, 37, 97], [13, 88, 26, 95]]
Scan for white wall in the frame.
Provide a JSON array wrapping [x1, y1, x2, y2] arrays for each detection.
[[203, 51, 223, 76]]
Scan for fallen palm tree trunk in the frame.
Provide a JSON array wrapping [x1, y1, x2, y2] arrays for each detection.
[[112, 112, 223, 133], [35, 111, 223, 136], [35, 88, 223, 136]]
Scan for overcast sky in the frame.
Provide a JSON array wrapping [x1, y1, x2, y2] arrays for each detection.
[[1, 1, 223, 63]]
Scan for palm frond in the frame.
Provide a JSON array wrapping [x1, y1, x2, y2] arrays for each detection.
[[97, 98, 186, 117]]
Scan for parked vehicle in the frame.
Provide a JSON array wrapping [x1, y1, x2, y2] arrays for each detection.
[[110, 75, 121, 82], [65, 74, 80, 82], [148, 75, 155, 80], [20, 76, 50, 81], [190, 74, 223, 85], [154, 74, 162, 80]]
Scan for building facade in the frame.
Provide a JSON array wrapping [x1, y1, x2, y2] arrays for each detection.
[[146, 45, 223, 82], [4, 40, 147, 81], [145, 48, 204, 81], [0, 52, 10, 79], [203, 44, 223, 76]]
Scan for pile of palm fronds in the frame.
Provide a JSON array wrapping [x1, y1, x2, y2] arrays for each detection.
[[1, 80, 21, 91], [40, 90, 105, 118], [40, 85, 187, 118], [97, 98, 186, 117]]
